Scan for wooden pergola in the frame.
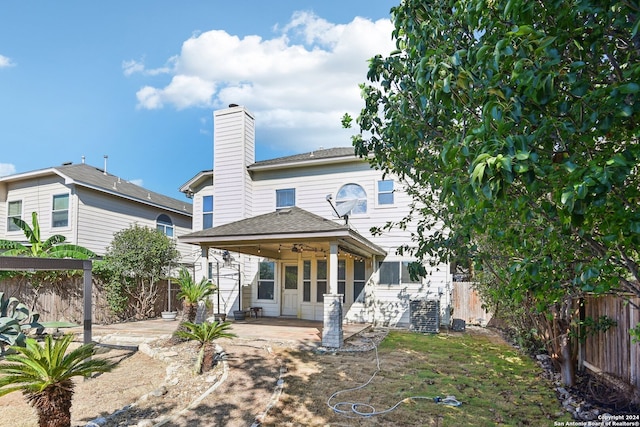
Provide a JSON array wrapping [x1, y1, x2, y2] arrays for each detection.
[[0, 256, 93, 344]]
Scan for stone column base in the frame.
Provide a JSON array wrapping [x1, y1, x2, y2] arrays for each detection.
[[322, 294, 343, 348]]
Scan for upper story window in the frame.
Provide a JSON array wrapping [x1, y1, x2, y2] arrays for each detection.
[[276, 188, 295, 208], [203, 195, 213, 229], [156, 214, 174, 237], [378, 261, 422, 286], [52, 194, 69, 228], [7, 200, 22, 232], [336, 183, 367, 215], [377, 180, 394, 205]]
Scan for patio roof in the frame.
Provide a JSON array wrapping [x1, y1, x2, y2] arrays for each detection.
[[179, 206, 387, 259]]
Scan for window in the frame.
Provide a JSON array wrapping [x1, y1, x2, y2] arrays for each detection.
[[336, 183, 367, 214], [354, 259, 366, 302], [378, 261, 422, 285], [276, 188, 295, 208], [258, 261, 275, 300], [7, 201, 22, 232], [316, 260, 327, 303], [377, 180, 394, 205], [52, 194, 69, 228], [303, 260, 311, 302], [203, 195, 213, 229], [338, 259, 346, 303], [156, 214, 174, 237]]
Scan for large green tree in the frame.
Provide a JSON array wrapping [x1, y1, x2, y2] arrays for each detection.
[[350, 0, 639, 386], [95, 224, 180, 320]]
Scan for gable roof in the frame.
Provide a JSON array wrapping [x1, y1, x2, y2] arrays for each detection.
[[247, 147, 361, 171], [179, 206, 386, 258], [1, 163, 192, 216], [179, 170, 213, 198]]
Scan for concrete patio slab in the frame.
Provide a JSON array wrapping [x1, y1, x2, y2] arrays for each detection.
[[69, 317, 370, 348]]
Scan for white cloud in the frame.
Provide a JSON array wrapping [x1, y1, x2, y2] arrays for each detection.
[[0, 163, 16, 176], [122, 57, 176, 77], [0, 55, 15, 68], [134, 11, 394, 150], [129, 178, 144, 187]]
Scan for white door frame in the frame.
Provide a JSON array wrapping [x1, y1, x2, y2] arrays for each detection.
[[281, 262, 299, 316]]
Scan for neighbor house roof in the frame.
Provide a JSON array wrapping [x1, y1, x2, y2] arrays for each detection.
[[0, 163, 192, 216], [179, 206, 386, 258]]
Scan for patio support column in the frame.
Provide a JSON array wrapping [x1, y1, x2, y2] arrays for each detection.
[[201, 247, 210, 281], [323, 242, 343, 348], [82, 260, 92, 345], [329, 242, 338, 294]]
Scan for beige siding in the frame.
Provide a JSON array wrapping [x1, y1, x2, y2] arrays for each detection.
[[213, 106, 254, 227], [75, 187, 195, 261], [250, 161, 420, 260], [1, 176, 76, 243]]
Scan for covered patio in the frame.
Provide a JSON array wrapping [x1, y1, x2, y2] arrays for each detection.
[[179, 207, 386, 347]]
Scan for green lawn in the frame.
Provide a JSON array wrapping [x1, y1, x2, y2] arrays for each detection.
[[373, 330, 573, 426]]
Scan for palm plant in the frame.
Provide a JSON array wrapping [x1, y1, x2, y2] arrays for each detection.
[[175, 321, 236, 373], [176, 267, 215, 323], [0, 334, 116, 427]]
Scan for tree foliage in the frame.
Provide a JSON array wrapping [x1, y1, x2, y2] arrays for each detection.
[[350, 0, 639, 385], [95, 224, 180, 320]]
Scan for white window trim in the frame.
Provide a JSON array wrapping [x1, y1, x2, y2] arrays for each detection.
[[335, 183, 367, 216], [377, 260, 422, 286], [6, 199, 24, 233], [275, 188, 296, 209], [375, 178, 396, 208], [51, 193, 71, 229]]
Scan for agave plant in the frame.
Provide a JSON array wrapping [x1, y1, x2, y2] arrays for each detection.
[[0, 292, 43, 355], [0, 212, 96, 259], [0, 334, 116, 427], [175, 321, 236, 374], [176, 267, 215, 323]]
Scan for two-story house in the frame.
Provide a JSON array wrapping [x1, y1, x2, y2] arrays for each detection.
[[179, 105, 452, 347], [0, 162, 194, 262]]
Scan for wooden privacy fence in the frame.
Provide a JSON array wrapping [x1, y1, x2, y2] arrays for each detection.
[[452, 281, 494, 326], [0, 276, 181, 324], [582, 294, 640, 395]]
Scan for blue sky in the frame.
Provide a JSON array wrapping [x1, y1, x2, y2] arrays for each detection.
[[0, 1, 397, 201]]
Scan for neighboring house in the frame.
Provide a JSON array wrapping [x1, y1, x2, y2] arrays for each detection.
[[0, 162, 194, 262], [179, 105, 452, 346]]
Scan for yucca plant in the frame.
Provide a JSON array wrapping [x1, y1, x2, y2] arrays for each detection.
[[176, 321, 236, 374], [0, 334, 116, 427], [176, 267, 215, 323]]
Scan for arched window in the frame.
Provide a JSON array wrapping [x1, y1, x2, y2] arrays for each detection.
[[156, 214, 174, 237], [336, 183, 367, 215]]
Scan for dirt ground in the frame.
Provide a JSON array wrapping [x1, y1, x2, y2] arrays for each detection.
[[0, 337, 282, 427]]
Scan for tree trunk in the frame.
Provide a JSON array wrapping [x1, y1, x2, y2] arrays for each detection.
[[28, 383, 73, 427], [559, 332, 576, 387], [201, 342, 215, 373], [183, 302, 198, 323]]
